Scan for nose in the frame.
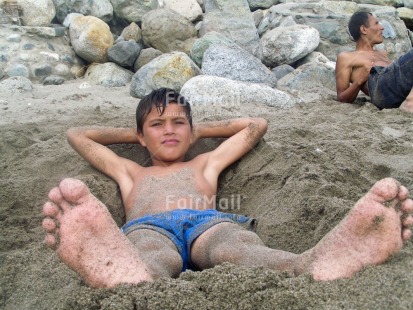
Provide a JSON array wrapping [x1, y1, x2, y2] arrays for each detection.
[[164, 121, 175, 134]]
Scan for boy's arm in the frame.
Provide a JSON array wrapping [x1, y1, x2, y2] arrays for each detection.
[[66, 127, 141, 191], [196, 118, 268, 175], [335, 53, 371, 103]]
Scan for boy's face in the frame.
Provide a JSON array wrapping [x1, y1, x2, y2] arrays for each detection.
[[137, 103, 193, 166]]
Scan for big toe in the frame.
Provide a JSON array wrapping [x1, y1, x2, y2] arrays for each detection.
[[59, 178, 92, 204], [370, 178, 400, 202]]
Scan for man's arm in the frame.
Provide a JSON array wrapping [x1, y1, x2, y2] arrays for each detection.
[[194, 118, 268, 176], [66, 127, 141, 194], [335, 52, 372, 103]]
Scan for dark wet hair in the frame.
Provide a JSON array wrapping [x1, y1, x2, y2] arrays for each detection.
[[348, 11, 372, 41], [136, 88, 193, 133]]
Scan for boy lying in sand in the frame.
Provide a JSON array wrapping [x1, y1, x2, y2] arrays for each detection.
[[42, 88, 413, 288]]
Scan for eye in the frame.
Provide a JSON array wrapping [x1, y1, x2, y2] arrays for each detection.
[[151, 122, 162, 127]]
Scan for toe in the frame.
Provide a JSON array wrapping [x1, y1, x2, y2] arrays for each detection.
[[398, 186, 409, 201], [48, 187, 63, 203], [370, 178, 400, 201], [402, 215, 413, 228], [59, 178, 92, 204], [42, 218, 56, 232], [401, 199, 413, 213], [43, 202, 59, 217], [45, 234, 57, 249], [402, 229, 411, 241]]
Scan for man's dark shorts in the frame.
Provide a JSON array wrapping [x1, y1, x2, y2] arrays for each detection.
[[121, 209, 257, 271], [368, 49, 413, 109]]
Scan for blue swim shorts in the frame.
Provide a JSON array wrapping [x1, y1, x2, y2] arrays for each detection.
[[121, 209, 257, 271], [368, 49, 413, 109]]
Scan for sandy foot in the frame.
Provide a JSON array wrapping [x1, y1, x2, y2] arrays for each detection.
[[42, 178, 153, 288], [295, 178, 413, 281]]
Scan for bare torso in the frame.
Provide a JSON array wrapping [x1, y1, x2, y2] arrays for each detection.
[[124, 155, 217, 221], [344, 49, 392, 95]]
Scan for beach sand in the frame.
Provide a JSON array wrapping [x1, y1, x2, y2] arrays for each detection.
[[1, 80, 413, 309]]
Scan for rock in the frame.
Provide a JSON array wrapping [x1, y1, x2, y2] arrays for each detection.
[[294, 51, 335, 69], [0, 76, 33, 93], [277, 62, 336, 102], [53, 0, 114, 24], [85, 62, 133, 87], [43, 75, 65, 85], [261, 24, 320, 67], [200, 0, 263, 58], [108, 40, 143, 68], [202, 44, 277, 87], [16, 0, 56, 27], [120, 22, 142, 43], [142, 8, 197, 54], [247, 0, 279, 10], [133, 47, 163, 72], [271, 64, 295, 80], [181, 75, 295, 108], [130, 51, 201, 98], [190, 31, 236, 67], [160, 0, 203, 22], [5, 63, 30, 78], [69, 15, 114, 63], [111, 0, 158, 23]]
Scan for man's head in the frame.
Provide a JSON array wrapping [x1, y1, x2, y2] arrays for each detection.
[[136, 88, 193, 134], [348, 12, 384, 44]]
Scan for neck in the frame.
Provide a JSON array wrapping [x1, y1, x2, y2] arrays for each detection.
[[356, 37, 375, 51]]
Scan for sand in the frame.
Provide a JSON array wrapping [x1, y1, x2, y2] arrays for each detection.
[[1, 80, 413, 309]]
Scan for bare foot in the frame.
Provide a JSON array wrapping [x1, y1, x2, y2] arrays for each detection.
[[295, 178, 413, 281], [42, 178, 153, 288]]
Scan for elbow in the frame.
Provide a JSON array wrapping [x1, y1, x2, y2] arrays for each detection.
[[251, 118, 268, 136]]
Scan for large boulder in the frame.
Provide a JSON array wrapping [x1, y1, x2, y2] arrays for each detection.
[[108, 40, 143, 68], [142, 8, 197, 54], [111, 0, 158, 23], [69, 15, 114, 63], [202, 44, 277, 87], [130, 51, 201, 98], [261, 24, 320, 67], [200, 0, 263, 58], [160, 0, 203, 22], [16, 0, 56, 26], [85, 62, 133, 87], [181, 75, 295, 108]]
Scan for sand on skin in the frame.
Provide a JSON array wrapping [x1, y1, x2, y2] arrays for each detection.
[[1, 80, 413, 309]]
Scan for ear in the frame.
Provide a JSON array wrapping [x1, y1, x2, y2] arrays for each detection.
[[360, 24, 367, 35], [137, 130, 146, 147]]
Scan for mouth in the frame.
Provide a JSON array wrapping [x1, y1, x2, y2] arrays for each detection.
[[162, 139, 179, 145]]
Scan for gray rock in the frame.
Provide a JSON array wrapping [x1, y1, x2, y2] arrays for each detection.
[[53, 0, 113, 24], [160, 0, 203, 22], [0, 76, 33, 93], [271, 64, 294, 80], [142, 8, 197, 54], [6, 63, 30, 78], [261, 24, 320, 67], [181, 75, 295, 108], [111, 0, 158, 23], [190, 31, 236, 68], [202, 44, 277, 87], [200, 0, 263, 59], [33, 63, 52, 78], [133, 47, 163, 72], [130, 51, 201, 98], [18, 0, 56, 27], [247, 0, 279, 10], [380, 20, 396, 39], [7, 34, 21, 42], [277, 62, 336, 102], [108, 40, 143, 68], [43, 75, 65, 85], [85, 62, 133, 87], [120, 22, 142, 43]]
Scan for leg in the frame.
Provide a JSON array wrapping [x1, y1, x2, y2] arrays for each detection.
[[42, 178, 155, 288], [191, 222, 298, 273], [125, 229, 183, 279], [191, 178, 413, 281], [400, 87, 413, 113]]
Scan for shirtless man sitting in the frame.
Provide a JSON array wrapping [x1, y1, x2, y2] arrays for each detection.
[[335, 11, 413, 112], [42, 88, 413, 288]]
